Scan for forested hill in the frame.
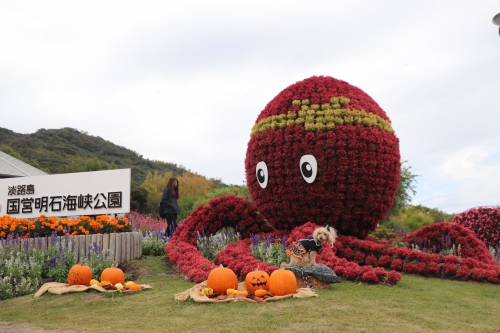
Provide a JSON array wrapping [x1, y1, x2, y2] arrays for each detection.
[[0, 127, 195, 186]]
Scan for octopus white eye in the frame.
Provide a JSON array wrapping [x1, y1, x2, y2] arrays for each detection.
[[300, 155, 317, 183], [256, 161, 269, 188]]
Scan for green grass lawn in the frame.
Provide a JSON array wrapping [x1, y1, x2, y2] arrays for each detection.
[[1, 256, 500, 333]]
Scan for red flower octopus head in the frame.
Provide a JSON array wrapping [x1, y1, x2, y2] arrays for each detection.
[[245, 76, 401, 238]]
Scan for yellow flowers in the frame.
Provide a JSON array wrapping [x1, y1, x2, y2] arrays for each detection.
[[250, 96, 394, 137]]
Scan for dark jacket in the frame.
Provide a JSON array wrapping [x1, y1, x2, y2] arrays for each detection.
[[160, 187, 180, 214], [297, 237, 324, 253]]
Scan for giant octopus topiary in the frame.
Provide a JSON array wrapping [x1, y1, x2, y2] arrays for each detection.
[[166, 76, 500, 285]]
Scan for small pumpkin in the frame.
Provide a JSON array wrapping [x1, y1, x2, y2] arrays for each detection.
[[98, 280, 113, 287], [89, 279, 99, 286], [114, 283, 124, 291], [268, 267, 297, 296], [236, 290, 248, 297], [128, 283, 142, 291], [245, 267, 270, 292], [207, 265, 238, 294], [226, 288, 237, 295], [100, 264, 125, 286], [125, 281, 135, 288], [67, 262, 93, 286], [200, 287, 214, 296], [254, 289, 267, 297], [99, 280, 111, 287], [226, 289, 248, 297]]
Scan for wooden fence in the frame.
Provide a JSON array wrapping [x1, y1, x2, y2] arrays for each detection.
[[0, 231, 143, 265]]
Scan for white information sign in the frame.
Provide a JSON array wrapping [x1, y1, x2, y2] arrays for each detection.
[[0, 169, 131, 218]]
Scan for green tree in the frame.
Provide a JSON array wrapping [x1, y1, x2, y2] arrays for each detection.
[[130, 185, 149, 212], [384, 160, 418, 221], [400, 207, 434, 232], [58, 157, 117, 173], [378, 162, 455, 233], [409, 204, 454, 223], [0, 145, 50, 173], [83, 157, 118, 171], [176, 186, 252, 220], [139, 170, 173, 214]]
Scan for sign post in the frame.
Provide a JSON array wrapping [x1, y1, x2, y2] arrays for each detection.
[[0, 169, 131, 218]]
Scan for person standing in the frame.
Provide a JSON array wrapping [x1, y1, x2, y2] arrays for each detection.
[[160, 177, 180, 237]]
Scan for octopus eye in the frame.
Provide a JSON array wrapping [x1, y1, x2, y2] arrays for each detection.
[[256, 161, 269, 188], [299, 155, 317, 183]]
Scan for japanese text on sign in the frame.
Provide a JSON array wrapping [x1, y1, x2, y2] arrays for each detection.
[[6, 192, 123, 214]]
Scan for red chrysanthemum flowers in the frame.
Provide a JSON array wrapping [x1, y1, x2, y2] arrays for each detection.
[[245, 76, 400, 238]]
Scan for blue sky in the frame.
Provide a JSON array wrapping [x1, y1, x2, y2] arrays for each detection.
[[1, 1, 499, 214]]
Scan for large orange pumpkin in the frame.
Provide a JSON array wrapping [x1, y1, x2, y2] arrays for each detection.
[[100, 264, 125, 286], [207, 265, 238, 294], [67, 262, 93, 286], [268, 268, 297, 296], [245, 268, 270, 292]]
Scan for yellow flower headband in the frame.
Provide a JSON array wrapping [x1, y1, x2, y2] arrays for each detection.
[[250, 96, 394, 137]]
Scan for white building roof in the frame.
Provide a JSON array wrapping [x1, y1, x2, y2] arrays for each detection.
[[0, 151, 48, 178]]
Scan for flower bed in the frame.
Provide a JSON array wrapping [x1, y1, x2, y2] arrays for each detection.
[[174, 195, 272, 247], [167, 219, 500, 285], [165, 239, 217, 282], [216, 238, 278, 277], [332, 222, 500, 283], [0, 214, 132, 239], [453, 206, 500, 248]]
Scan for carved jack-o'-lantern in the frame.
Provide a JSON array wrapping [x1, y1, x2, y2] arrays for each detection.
[[245, 268, 270, 292]]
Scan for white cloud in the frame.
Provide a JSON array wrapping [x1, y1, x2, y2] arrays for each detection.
[[412, 146, 500, 213]]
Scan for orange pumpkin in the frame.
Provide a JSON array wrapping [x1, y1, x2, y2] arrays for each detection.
[[100, 264, 125, 286], [207, 265, 238, 294], [67, 262, 93, 286], [268, 267, 297, 296], [254, 289, 267, 297], [236, 290, 248, 297], [245, 268, 270, 292], [128, 283, 142, 291], [99, 280, 111, 287], [227, 289, 248, 297]]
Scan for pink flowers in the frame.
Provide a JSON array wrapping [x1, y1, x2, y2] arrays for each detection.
[[453, 206, 500, 248]]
